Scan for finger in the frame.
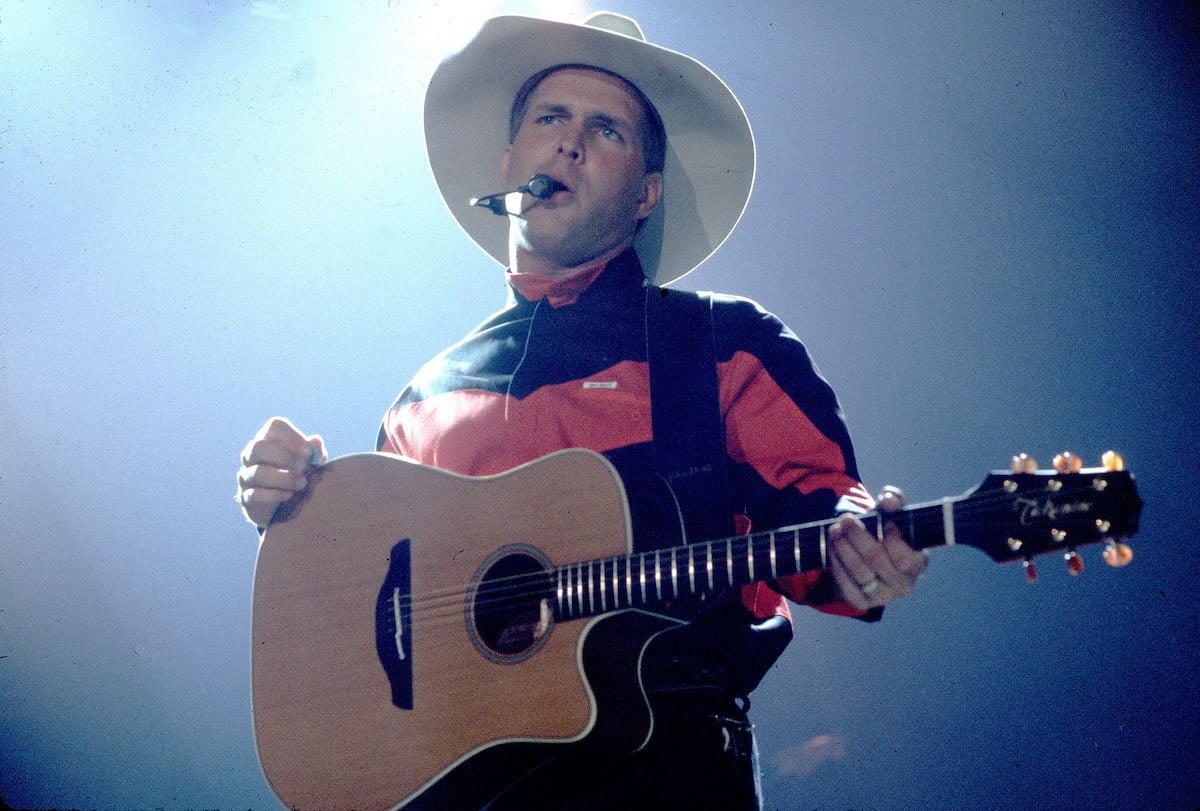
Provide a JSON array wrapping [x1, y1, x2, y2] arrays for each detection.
[[829, 558, 881, 610], [241, 439, 303, 471], [832, 515, 924, 603], [830, 514, 894, 578], [876, 485, 905, 513], [882, 527, 929, 579], [828, 515, 883, 609], [242, 418, 318, 469], [239, 485, 296, 509], [307, 434, 327, 465], [239, 463, 307, 494], [874, 485, 924, 572], [260, 416, 307, 443], [828, 559, 872, 611], [238, 486, 296, 528]]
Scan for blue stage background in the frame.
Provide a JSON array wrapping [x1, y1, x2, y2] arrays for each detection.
[[2, 2, 1197, 808]]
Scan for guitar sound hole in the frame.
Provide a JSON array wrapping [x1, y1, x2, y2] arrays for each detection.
[[471, 549, 552, 661]]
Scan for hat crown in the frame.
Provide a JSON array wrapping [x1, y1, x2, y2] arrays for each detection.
[[583, 12, 646, 42]]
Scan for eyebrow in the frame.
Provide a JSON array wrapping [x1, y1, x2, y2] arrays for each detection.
[[531, 102, 637, 135]]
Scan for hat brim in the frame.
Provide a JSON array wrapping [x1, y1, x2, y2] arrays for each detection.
[[423, 15, 755, 286]]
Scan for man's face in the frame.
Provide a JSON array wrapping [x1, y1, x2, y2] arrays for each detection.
[[501, 68, 662, 275]]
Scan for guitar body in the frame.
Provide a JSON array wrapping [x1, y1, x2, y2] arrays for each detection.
[[252, 450, 678, 811]]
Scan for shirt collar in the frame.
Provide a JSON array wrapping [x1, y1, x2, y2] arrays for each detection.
[[507, 261, 608, 308], [506, 248, 648, 308]]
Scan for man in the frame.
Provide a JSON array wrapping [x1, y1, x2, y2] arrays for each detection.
[[238, 13, 927, 810]]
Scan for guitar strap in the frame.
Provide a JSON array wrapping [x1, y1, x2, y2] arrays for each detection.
[[645, 286, 734, 545], [645, 286, 791, 703]]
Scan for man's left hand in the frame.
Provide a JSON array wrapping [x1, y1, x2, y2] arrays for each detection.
[[828, 486, 929, 611]]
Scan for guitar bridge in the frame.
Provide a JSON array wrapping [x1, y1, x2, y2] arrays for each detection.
[[376, 539, 413, 709]]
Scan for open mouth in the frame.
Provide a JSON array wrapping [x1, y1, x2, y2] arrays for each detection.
[[523, 173, 570, 201], [513, 174, 574, 215]]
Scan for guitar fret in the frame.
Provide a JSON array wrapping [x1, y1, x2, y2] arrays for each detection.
[[725, 538, 734, 587], [942, 499, 956, 546], [563, 566, 571, 618], [819, 523, 828, 568], [614, 558, 621, 609], [706, 544, 714, 591], [580, 562, 587, 615], [670, 548, 678, 599], [654, 552, 662, 602], [599, 559, 607, 612], [688, 547, 696, 594], [575, 565, 584, 614], [793, 527, 801, 573], [628, 556, 638, 609], [747, 536, 755, 581], [769, 531, 778, 579], [613, 559, 621, 609], [639, 554, 647, 606], [571, 565, 580, 617], [556, 569, 565, 618], [588, 561, 595, 614]]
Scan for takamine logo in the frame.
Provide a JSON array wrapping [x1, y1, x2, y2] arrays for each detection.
[[1014, 496, 1094, 525]]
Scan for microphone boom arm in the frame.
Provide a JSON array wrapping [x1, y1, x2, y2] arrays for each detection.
[[470, 174, 565, 217]]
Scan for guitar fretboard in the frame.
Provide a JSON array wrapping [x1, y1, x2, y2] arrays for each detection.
[[552, 497, 959, 621]]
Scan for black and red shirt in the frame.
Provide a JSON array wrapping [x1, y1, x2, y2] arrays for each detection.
[[377, 248, 876, 687]]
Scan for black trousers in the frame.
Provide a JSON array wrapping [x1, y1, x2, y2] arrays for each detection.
[[483, 689, 761, 811]]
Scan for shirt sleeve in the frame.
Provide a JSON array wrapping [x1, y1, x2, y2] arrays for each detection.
[[713, 295, 880, 621]]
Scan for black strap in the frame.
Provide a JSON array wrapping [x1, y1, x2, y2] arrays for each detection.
[[645, 286, 733, 544]]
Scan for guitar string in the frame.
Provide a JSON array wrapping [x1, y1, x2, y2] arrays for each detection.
[[396, 479, 1090, 618], [387, 481, 1123, 631], [398, 481, 1118, 622]]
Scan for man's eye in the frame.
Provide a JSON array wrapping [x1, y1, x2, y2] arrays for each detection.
[[600, 127, 622, 142], [536, 114, 559, 124]]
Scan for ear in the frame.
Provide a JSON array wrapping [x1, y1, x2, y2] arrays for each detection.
[[634, 171, 663, 221]]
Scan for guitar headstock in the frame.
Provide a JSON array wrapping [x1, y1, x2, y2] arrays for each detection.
[[954, 452, 1142, 580]]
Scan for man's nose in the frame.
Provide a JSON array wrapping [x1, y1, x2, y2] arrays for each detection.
[[557, 127, 584, 162]]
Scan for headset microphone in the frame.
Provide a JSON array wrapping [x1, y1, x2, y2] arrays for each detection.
[[470, 174, 566, 216]]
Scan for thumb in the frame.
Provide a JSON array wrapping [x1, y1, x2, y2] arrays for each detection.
[[306, 435, 328, 465]]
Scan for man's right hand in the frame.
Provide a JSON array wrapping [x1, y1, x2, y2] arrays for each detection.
[[236, 416, 326, 529]]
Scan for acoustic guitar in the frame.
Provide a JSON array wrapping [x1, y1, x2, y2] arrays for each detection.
[[252, 448, 1141, 810]]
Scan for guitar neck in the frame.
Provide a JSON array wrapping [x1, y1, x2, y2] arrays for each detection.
[[551, 497, 959, 621]]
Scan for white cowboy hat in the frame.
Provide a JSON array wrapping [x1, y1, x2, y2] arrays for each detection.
[[423, 12, 755, 286]]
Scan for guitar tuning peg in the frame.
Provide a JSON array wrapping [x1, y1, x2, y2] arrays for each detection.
[[1102, 539, 1134, 568], [1053, 452, 1083, 474], [1011, 453, 1038, 474], [1065, 549, 1084, 576], [1023, 559, 1038, 583], [1102, 451, 1125, 472]]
